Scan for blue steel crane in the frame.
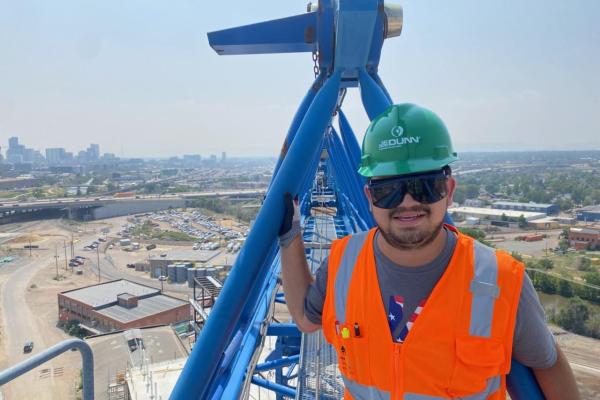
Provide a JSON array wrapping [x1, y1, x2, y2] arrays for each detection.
[[170, 1, 545, 399]]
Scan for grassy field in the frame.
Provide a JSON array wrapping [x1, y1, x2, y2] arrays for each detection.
[[525, 250, 600, 281]]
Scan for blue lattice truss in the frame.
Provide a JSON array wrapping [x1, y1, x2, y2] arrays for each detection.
[[170, 1, 544, 399]]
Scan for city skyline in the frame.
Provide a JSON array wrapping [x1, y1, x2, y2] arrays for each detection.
[[1, 1, 599, 157], [0, 135, 238, 164]]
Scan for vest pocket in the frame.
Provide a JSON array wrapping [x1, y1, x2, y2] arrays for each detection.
[[448, 337, 505, 398], [335, 325, 370, 384]]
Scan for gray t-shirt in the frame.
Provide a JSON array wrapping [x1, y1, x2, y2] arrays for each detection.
[[304, 228, 557, 369]]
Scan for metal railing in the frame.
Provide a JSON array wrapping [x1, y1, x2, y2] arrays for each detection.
[[0, 338, 94, 400]]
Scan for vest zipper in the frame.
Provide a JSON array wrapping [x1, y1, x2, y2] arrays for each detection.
[[394, 344, 402, 400]]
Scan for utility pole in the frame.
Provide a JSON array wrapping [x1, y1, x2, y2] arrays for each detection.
[[28, 239, 32, 257], [54, 246, 59, 280], [64, 241, 68, 270], [71, 234, 74, 258], [96, 245, 101, 282]]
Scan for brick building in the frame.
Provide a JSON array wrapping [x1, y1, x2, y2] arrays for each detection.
[[58, 279, 189, 333], [568, 226, 600, 251]]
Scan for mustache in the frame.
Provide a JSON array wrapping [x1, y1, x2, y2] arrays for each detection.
[[389, 205, 431, 218]]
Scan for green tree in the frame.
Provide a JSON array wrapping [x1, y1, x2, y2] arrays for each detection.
[[537, 273, 558, 294], [511, 251, 524, 262], [556, 297, 590, 335], [464, 184, 480, 199], [458, 227, 490, 246], [558, 238, 569, 251], [31, 188, 45, 198], [585, 314, 600, 339], [453, 187, 466, 204], [584, 271, 600, 286], [501, 213, 508, 222], [558, 279, 574, 298], [576, 257, 593, 272], [517, 214, 527, 229], [539, 258, 554, 270]]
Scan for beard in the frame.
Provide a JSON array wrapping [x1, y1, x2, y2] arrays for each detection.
[[377, 205, 444, 250]]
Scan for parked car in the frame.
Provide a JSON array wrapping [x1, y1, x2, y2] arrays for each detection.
[[23, 341, 34, 353]]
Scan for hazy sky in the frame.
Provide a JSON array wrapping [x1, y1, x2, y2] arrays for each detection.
[[1, 1, 599, 158]]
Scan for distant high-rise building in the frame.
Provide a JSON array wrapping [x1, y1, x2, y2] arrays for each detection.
[[221, 152, 226, 163], [46, 148, 67, 164], [88, 144, 100, 160], [8, 137, 18, 149], [6, 136, 25, 164], [183, 154, 202, 164], [209, 154, 217, 164]]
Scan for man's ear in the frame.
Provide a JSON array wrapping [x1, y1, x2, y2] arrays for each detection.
[[446, 177, 457, 206]]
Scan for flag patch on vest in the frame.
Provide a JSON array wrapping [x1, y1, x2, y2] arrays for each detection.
[[388, 296, 426, 343]]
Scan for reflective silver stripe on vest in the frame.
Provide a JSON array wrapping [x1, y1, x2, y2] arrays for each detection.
[[342, 376, 391, 400], [334, 231, 369, 323], [404, 393, 445, 400], [404, 375, 501, 400], [469, 241, 500, 338], [460, 375, 501, 400]]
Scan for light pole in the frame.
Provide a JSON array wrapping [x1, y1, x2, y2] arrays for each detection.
[[54, 246, 59, 280], [64, 241, 68, 270], [96, 245, 101, 283]]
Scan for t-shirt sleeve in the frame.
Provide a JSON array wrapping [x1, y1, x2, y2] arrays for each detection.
[[304, 257, 329, 325], [512, 274, 557, 369]]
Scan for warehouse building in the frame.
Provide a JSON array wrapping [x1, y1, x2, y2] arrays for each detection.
[[449, 206, 545, 223], [58, 279, 189, 333], [492, 201, 558, 215], [576, 205, 600, 222]]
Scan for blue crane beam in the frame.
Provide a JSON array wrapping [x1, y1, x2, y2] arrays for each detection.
[[172, 1, 545, 399]]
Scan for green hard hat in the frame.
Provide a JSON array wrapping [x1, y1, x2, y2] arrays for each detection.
[[358, 103, 458, 177]]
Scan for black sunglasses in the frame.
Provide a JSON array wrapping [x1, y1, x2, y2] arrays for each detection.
[[367, 171, 449, 209]]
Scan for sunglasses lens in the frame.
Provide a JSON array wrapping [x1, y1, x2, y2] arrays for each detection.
[[370, 181, 406, 209], [369, 174, 447, 209]]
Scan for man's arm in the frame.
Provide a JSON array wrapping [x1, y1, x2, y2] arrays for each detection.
[[533, 344, 580, 400], [278, 193, 321, 333], [280, 235, 321, 333]]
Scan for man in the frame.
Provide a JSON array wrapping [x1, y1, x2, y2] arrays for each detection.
[[279, 104, 580, 399]]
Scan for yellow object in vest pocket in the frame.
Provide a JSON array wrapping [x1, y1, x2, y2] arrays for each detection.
[[341, 327, 351, 339]]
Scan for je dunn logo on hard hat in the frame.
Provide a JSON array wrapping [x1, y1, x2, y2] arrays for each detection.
[[390, 126, 404, 137], [379, 125, 420, 151]]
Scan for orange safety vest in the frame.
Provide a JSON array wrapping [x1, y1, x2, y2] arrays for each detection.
[[322, 226, 524, 400]]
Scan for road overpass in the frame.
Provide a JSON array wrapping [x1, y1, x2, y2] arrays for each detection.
[[0, 189, 266, 224]]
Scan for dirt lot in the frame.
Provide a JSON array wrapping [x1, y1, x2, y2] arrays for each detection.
[[0, 220, 109, 400]]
